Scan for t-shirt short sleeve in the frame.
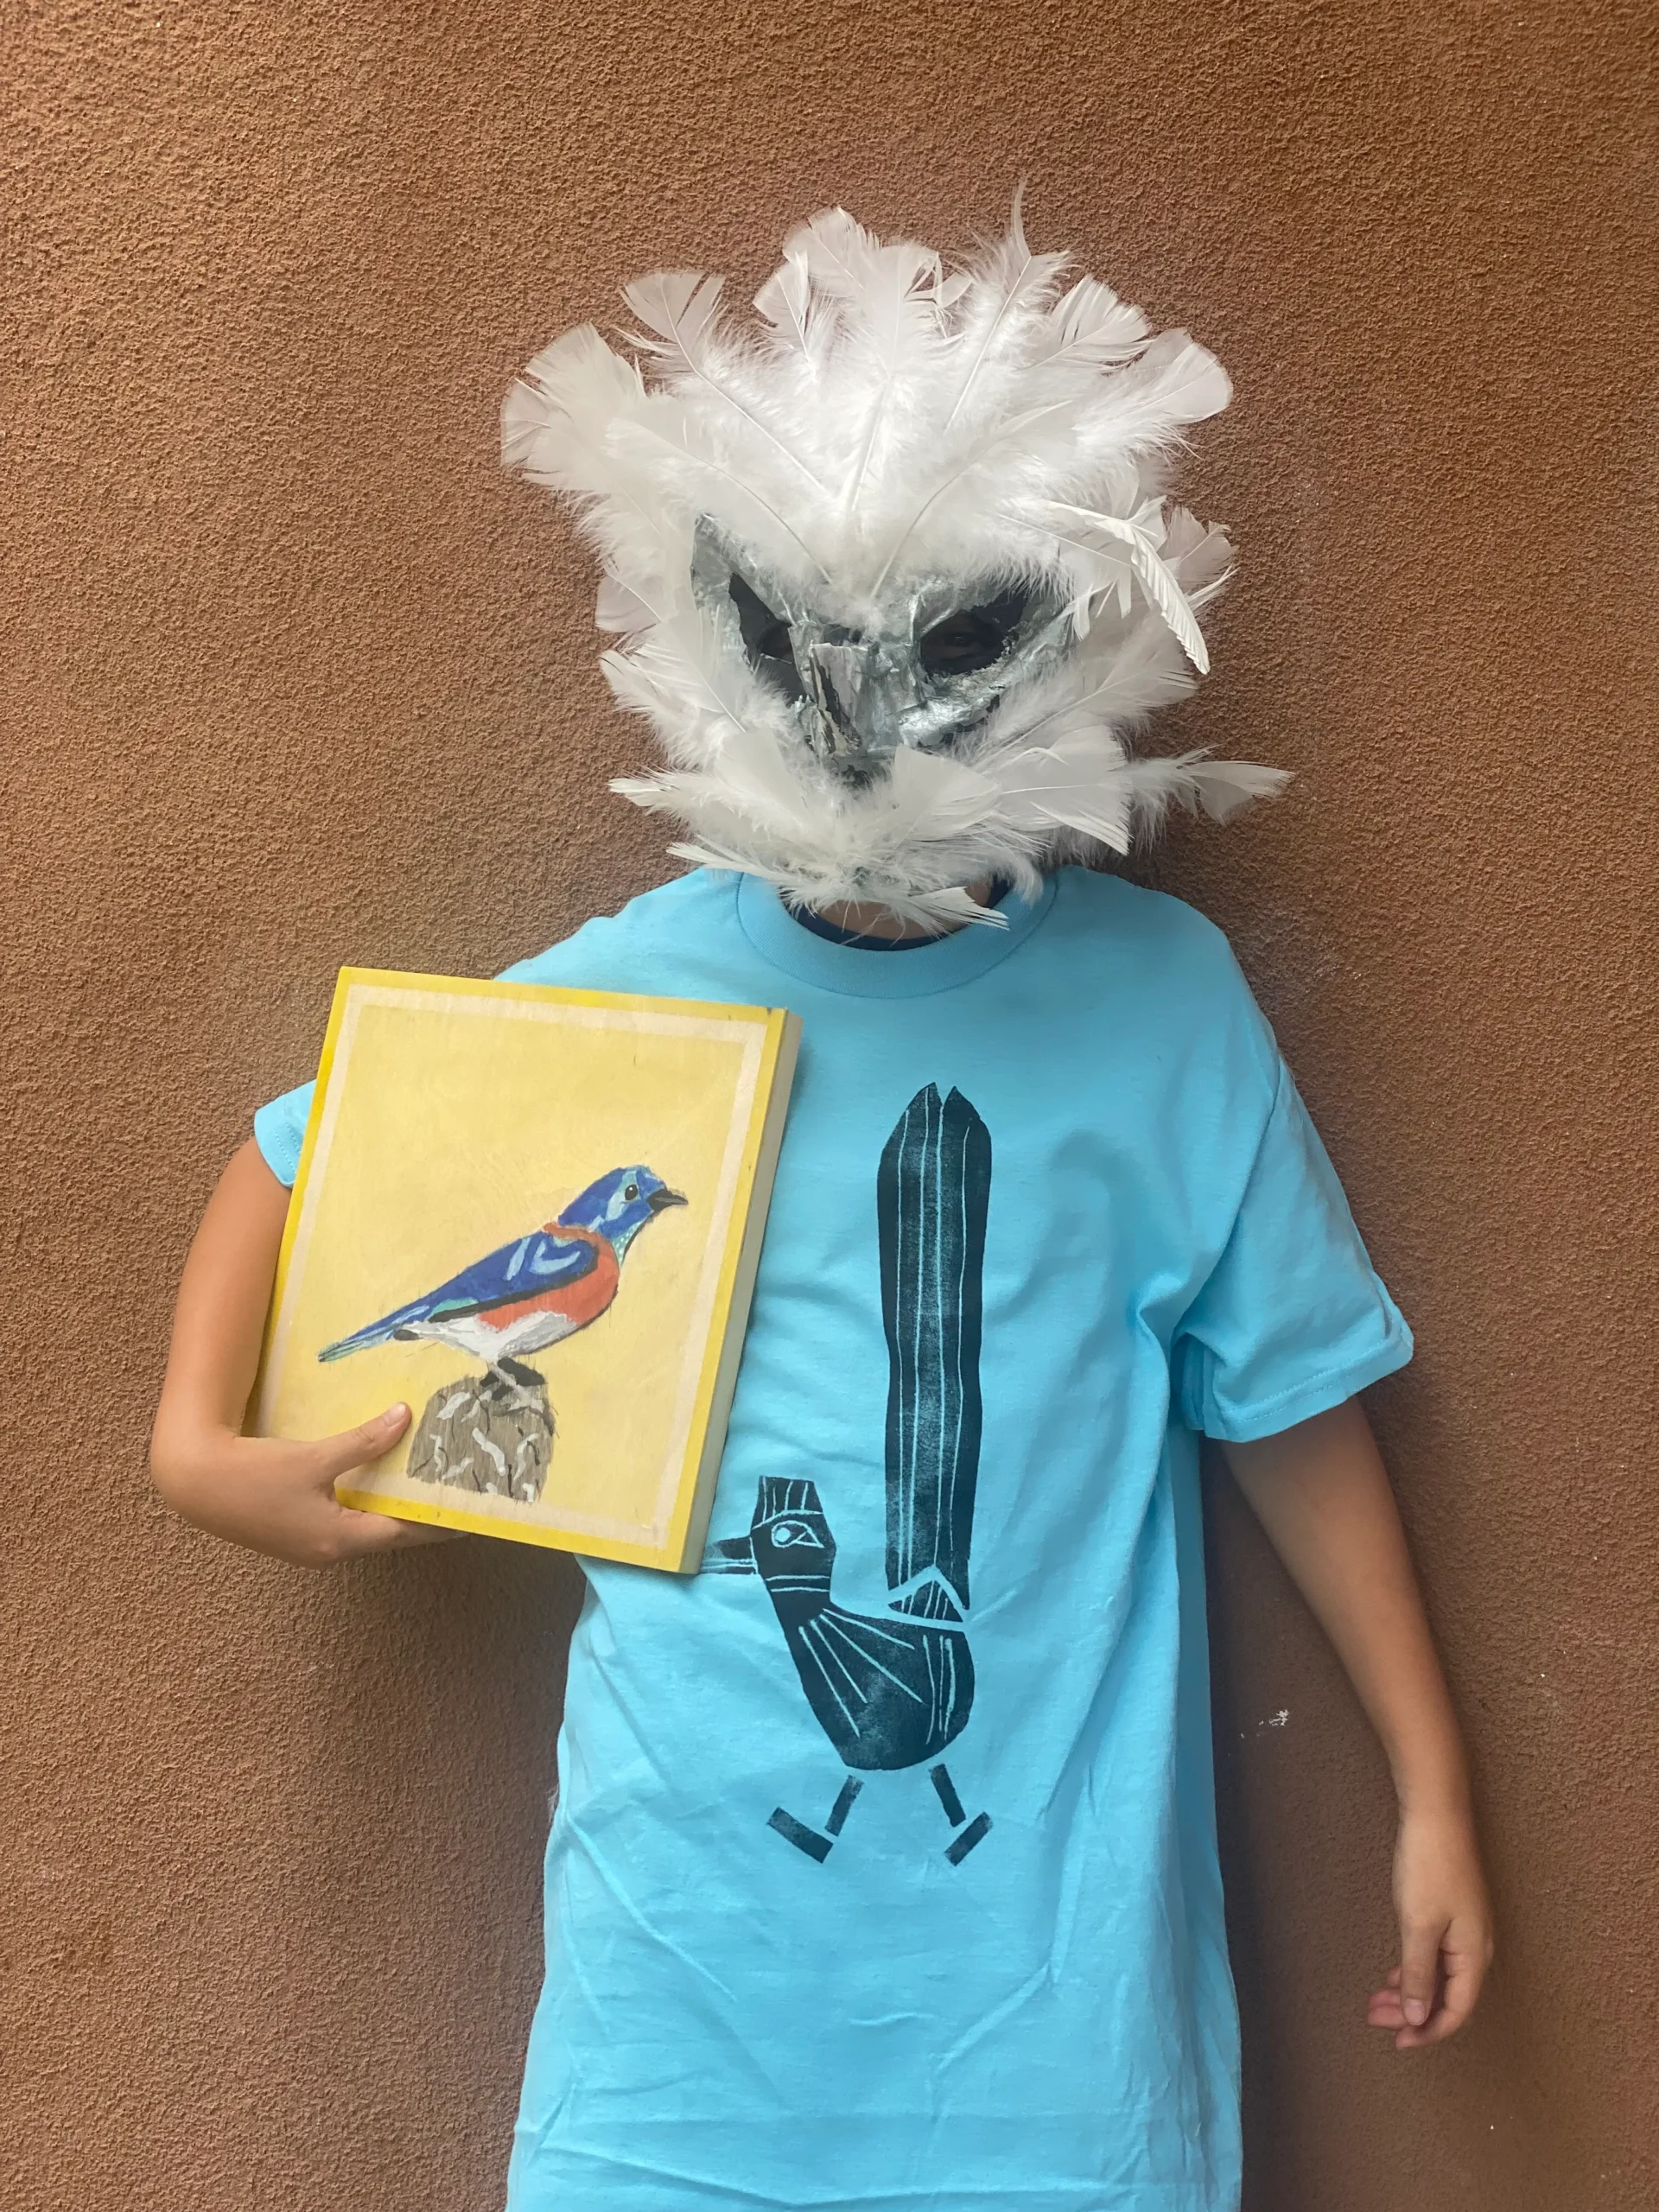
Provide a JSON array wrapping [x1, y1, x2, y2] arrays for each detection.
[[253, 1079, 315, 1189], [1172, 1061, 1413, 1441]]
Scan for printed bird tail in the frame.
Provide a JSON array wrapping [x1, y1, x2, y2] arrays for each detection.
[[878, 1084, 991, 1611]]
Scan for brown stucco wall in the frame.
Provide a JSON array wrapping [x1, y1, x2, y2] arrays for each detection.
[[4, 3, 1653, 2207]]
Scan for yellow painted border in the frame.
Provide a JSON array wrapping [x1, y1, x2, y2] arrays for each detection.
[[657, 1002, 798, 1570], [256, 967, 799, 1572]]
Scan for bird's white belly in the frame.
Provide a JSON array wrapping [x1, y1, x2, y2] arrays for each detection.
[[408, 1309, 581, 1362]]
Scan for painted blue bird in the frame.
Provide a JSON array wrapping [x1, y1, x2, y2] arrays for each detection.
[[318, 1165, 686, 1371]]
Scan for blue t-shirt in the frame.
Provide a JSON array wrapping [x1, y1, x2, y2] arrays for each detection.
[[256, 868, 1410, 2212]]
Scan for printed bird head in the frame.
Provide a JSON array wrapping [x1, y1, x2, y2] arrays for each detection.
[[503, 199, 1287, 931], [559, 1165, 686, 1255], [747, 1476, 836, 1589]]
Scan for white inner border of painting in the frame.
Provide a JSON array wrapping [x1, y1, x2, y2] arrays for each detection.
[[257, 984, 766, 1548]]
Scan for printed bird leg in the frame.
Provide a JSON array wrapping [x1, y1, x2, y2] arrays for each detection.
[[931, 1764, 992, 1863], [766, 1777, 863, 1863]]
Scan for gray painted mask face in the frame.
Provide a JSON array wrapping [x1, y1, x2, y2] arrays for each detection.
[[691, 521, 1071, 787]]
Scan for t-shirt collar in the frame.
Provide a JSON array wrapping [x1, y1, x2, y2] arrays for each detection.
[[734, 870, 1058, 998]]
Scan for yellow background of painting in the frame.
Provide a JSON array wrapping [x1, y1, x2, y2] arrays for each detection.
[[264, 993, 756, 1536]]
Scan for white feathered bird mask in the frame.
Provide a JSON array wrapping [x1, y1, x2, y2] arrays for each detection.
[[504, 203, 1286, 928]]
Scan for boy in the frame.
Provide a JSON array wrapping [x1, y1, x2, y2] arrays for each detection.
[[151, 207, 1491, 2211]]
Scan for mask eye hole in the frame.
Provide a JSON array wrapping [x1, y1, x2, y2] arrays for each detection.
[[729, 572, 798, 671], [920, 591, 1028, 677]]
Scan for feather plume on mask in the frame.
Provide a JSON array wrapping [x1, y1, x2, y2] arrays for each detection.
[[504, 200, 1287, 928]]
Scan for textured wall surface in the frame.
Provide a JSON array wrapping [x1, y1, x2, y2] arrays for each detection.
[[3, 3, 1653, 2208]]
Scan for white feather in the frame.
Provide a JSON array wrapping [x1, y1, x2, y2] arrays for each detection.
[[753, 251, 826, 363], [841, 239, 956, 507], [1040, 502, 1211, 671], [594, 576, 655, 632], [615, 414, 831, 581], [942, 194, 1069, 431], [1035, 275, 1151, 369], [1181, 759, 1294, 821], [623, 269, 726, 369], [786, 206, 883, 302], [1089, 329, 1232, 441], [624, 269, 826, 493], [1162, 506, 1235, 603]]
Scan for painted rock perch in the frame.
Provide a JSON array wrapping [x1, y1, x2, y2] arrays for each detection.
[[406, 1359, 555, 1503]]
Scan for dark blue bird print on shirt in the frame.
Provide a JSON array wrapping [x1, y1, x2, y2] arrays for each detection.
[[880, 1082, 988, 1619], [709, 1084, 993, 1864]]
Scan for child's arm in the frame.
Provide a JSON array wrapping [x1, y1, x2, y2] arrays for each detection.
[[150, 1139, 452, 1567], [1220, 1398, 1494, 2050]]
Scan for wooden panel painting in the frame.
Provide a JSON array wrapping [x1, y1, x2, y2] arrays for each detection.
[[252, 970, 800, 1572]]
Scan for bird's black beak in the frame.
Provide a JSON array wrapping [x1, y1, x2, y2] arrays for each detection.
[[647, 1186, 688, 1213], [701, 1534, 756, 1575]]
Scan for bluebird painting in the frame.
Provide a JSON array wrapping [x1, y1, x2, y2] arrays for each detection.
[[709, 1084, 994, 1865], [321, 1164, 685, 1501]]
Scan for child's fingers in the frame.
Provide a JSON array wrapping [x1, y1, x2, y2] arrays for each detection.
[[330, 1508, 461, 1554], [308, 1403, 412, 1481], [1411, 1936, 1491, 2047], [1397, 1916, 1445, 2031], [380, 1517, 464, 1548], [1370, 1963, 1407, 2021], [311, 1407, 462, 1553], [1372, 1937, 1493, 2048]]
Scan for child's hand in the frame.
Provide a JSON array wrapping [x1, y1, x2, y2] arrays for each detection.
[[151, 1141, 461, 1569], [1368, 1802, 1495, 2049], [152, 1402, 459, 1568]]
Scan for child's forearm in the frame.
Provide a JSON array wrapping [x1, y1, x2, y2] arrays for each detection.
[[1221, 1396, 1493, 2046], [1220, 1399, 1469, 1812], [149, 1141, 434, 1565]]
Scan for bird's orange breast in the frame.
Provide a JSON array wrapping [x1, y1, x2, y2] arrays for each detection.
[[485, 1224, 620, 1334]]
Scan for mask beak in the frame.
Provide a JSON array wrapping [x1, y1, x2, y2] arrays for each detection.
[[647, 1186, 689, 1213], [801, 639, 899, 781]]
